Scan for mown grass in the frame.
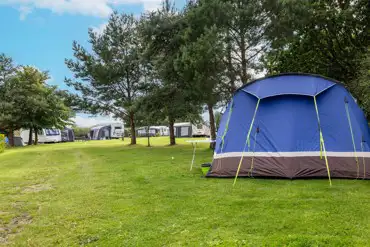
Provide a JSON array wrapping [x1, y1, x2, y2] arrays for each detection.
[[0, 137, 369, 246]]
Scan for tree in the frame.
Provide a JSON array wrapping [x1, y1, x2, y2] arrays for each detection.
[[0, 53, 17, 84], [139, 1, 203, 145], [0, 66, 73, 145], [14, 66, 50, 144], [0, 53, 17, 145], [66, 12, 144, 145], [175, 1, 229, 148], [0, 77, 24, 146], [264, 0, 370, 116], [352, 49, 370, 119], [32, 85, 74, 144], [221, 0, 269, 88]]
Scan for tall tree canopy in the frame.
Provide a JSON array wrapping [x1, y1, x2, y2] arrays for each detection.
[[139, 1, 203, 145], [223, 0, 269, 85], [66, 12, 144, 145], [173, 0, 228, 147], [0, 53, 17, 84], [0, 53, 19, 146], [264, 0, 370, 116], [0, 64, 73, 145]]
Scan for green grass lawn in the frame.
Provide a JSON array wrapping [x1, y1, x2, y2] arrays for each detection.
[[1, 137, 370, 246]]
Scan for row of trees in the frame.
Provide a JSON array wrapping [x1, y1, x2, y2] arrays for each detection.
[[66, 0, 369, 148], [0, 54, 73, 146]]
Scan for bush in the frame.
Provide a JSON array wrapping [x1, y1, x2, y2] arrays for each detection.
[[0, 134, 5, 153], [73, 127, 90, 138]]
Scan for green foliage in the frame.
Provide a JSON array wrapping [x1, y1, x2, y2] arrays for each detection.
[[0, 53, 17, 84], [214, 111, 222, 130], [73, 127, 90, 138], [0, 67, 73, 133], [0, 76, 24, 132], [0, 53, 20, 133], [139, 2, 204, 144], [1, 58, 73, 146], [0, 134, 5, 153], [222, 0, 269, 83], [264, 0, 370, 116], [353, 49, 370, 119], [65, 12, 145, 145]]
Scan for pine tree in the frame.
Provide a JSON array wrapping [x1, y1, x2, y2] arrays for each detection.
[[65, 12, 145, 145]]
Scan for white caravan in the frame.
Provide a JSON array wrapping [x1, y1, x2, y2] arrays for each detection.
[[19, 128, 62, 145], [110, 123, 124, 139], [90, 123, 124, 140], [174, 122, 210, 137], [38, 129, 62, 143], [150, 126, 169, 136], [137, 126, 169, 137], [193, 123, 211, 137]]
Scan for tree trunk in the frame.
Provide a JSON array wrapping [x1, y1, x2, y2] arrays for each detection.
[[207, 103, 216, 149], [147, 126, 150, 147], [240, 35, 248, 83], [129, 112, 136, 145], [121, 121, 125, 141], [28, 128, 33, 145], [226, 29, 237, 93], [34, 129, 38, 145], [8, 129, 14, 147], [169, 117, 176, 146]]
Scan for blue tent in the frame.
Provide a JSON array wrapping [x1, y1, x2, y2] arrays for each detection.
[[207, 74, 370, 182]]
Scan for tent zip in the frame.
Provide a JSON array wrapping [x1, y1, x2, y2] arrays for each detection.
[[220, 98, 234, 153], [313, 96, 332, 186], [344, 98, 359, 179], [234, 98, 260, 186]]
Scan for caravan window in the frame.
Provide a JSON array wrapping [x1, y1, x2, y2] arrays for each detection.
[[114, 126, 122, 130], [45, 129, 60, 136], [197, 124, 203, 129]]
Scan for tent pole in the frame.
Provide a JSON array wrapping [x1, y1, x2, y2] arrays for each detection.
[[234, 99, 260, 186], [344, 98, 359, 178], [313, 96, 332, 186]]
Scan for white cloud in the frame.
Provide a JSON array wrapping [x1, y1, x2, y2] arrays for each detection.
[[19, 5, 32, 20], [1, 0, 163, 19], [72, 115, 121, 127], [142, 0, 162, 12]]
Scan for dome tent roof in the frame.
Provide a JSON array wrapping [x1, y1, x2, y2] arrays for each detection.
[[239, 73, 338, 99]]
